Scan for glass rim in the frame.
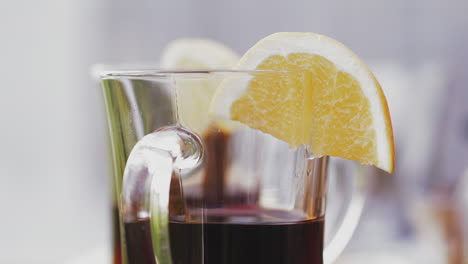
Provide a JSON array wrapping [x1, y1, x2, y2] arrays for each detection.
[[100, 69, 308, 79]]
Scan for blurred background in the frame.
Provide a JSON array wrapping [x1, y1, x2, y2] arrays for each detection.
[[1, 0, 467, 263]]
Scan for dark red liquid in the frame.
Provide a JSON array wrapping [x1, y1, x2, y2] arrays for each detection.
[[169, 208, 324, 264], [112, 205, 123, 264], [124, 209, 324, 264], [124, 220, 156, 264]]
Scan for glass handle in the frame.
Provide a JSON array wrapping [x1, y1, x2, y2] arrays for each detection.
[[324, 162, 367, 264], [121, 126, 203, 264]]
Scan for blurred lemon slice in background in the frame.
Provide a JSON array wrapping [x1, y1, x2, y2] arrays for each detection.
[[211, 32, 395, 173], [160, 38, 240, 135], [160, 38, 239, 135], [160, 38, 239, 70]]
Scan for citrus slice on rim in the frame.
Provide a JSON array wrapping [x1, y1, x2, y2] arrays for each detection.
[[160, 38, 240, 134], [211, 32, 395, 173]]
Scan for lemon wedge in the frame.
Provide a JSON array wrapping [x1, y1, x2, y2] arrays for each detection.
[[211, 32, 395, 173]]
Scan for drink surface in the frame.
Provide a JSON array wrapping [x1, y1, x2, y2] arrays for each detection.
[[169, 208, 324, 264], [124, 208, 324, 264]]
